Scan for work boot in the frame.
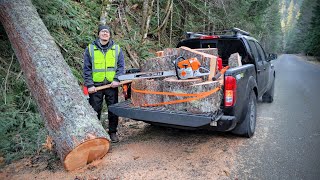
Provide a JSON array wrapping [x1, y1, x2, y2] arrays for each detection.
[[109, 133, 119, 143]]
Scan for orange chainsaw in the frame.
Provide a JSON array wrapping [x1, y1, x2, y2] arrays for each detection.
[[118, 56, 210, 81]]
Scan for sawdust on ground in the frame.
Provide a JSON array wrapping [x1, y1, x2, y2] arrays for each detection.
[[0, 118, 246, 180]]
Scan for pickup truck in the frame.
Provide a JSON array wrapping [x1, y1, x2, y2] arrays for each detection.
[[109, 28, 276, 137]]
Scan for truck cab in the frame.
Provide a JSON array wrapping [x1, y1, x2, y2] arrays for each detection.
[[177, 29, 276, 99]]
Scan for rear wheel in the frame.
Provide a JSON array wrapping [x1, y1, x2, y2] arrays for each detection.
[[262, 78, 275, 103], [232, 90, 257, 138]]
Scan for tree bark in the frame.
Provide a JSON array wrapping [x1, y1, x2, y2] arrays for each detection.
[[100, 0, 114, 25], [163, 77, 221, 113], [140, 55, 177, 72], [0, 0, 110, 171], [149, 0, 172, 35], [141, 0, 155, 44], [131, 78, 164, 106], [141, 0, 149, 35], [228, 53, 242, 68]]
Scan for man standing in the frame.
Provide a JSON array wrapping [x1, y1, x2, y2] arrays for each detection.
[[83, 25, 125, 143]]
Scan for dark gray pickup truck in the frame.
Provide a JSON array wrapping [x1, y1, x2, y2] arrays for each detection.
[[109, 28, 276, 137]]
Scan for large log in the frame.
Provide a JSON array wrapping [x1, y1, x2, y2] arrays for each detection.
[[0, 0, 110, 171], [228, 52, 242, 68], [193, 48, 218, 56], [131, 78, 164, 106], [140, 55, 176, 72], [162, 77, 222, 113]]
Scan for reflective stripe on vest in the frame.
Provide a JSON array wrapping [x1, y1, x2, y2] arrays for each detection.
[[88, 44, 119, 82]]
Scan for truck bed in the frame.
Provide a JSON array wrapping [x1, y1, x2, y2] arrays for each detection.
[[109, 100, 235, 130]]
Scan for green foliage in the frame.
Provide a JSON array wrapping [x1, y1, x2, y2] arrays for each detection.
[[306, 1, 320, 56], [0, 27, 46, 164], [285, 0, 320, 56], [139, 0, 282, 53], [31, 0, 102, 81]]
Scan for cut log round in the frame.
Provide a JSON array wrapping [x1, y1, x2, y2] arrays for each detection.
[[131, 78, 164, 106], [64, 138, 109, 171], [0, 0, 110, 171], [140, 55, 176, 72], [163, 77, 221, 113]]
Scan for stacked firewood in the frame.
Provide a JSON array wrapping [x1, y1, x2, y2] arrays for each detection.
[[131, 46, 242, 113]]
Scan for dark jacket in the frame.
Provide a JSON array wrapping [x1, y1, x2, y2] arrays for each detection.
[[83, 39, 125, 88]]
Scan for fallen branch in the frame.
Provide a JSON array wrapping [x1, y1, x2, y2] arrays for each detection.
[[3, 54, 14, 105], [55, 40, 68, 53], [125, 45, 140, 68]]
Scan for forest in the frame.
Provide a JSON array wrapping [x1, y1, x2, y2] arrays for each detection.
[[0, 0, 319, 166]]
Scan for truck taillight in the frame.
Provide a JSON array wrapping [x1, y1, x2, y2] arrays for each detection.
[[224, 76, 237, 107]]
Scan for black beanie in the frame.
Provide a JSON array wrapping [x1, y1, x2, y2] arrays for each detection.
[[98, 25, 111, 34]]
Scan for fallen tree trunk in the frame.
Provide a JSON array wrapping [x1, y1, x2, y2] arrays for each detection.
[[0, 0, 110, 171]]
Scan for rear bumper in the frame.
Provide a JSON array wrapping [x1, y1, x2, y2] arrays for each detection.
[[109, 100, 236, 131]]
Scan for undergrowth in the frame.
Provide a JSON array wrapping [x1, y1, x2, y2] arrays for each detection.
[[0, 32, 47, 165]]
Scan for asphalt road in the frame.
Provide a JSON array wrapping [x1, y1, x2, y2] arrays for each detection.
[[235, 54, 320, 179]]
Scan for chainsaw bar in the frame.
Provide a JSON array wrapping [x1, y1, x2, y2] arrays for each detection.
[[118, 70, 176, 81]]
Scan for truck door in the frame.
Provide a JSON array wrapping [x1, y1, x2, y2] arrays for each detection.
[[248, 40, 267, 95], [255, 42, 270, 93]]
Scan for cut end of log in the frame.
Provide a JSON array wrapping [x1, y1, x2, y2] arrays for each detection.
[[64, 138, 110, 171]]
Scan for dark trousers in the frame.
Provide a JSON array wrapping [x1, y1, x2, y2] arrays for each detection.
[[89, 87, 119, 133]]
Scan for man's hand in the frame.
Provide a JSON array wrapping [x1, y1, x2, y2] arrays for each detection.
[[111, 81, 120, 88], [88, 86, 96, 93]]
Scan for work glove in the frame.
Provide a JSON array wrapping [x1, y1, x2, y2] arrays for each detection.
[[111, 81, 120, 88], [88, 86, 96, 93]]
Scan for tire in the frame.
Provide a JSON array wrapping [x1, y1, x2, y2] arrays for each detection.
[[232, 90, 257, 138], [262, 78, 275, 103]]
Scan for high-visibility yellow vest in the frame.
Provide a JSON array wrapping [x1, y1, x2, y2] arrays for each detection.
[[88, 44, 119, 82]]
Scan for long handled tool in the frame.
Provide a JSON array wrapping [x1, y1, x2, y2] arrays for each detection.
[[82, 80, 132, 95]]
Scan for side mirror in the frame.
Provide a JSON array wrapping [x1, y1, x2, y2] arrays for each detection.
[[267, 53, 277, 61]]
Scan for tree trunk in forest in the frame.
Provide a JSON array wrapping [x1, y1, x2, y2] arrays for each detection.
[[141, 0, 149, 36], [0, 0, 110, 171], [149, 0, 172, 35], [141, 0, 155, 44], [180, 2, 187, 36], [100, 0, 114, 25], [169, 0, 173, 46]]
